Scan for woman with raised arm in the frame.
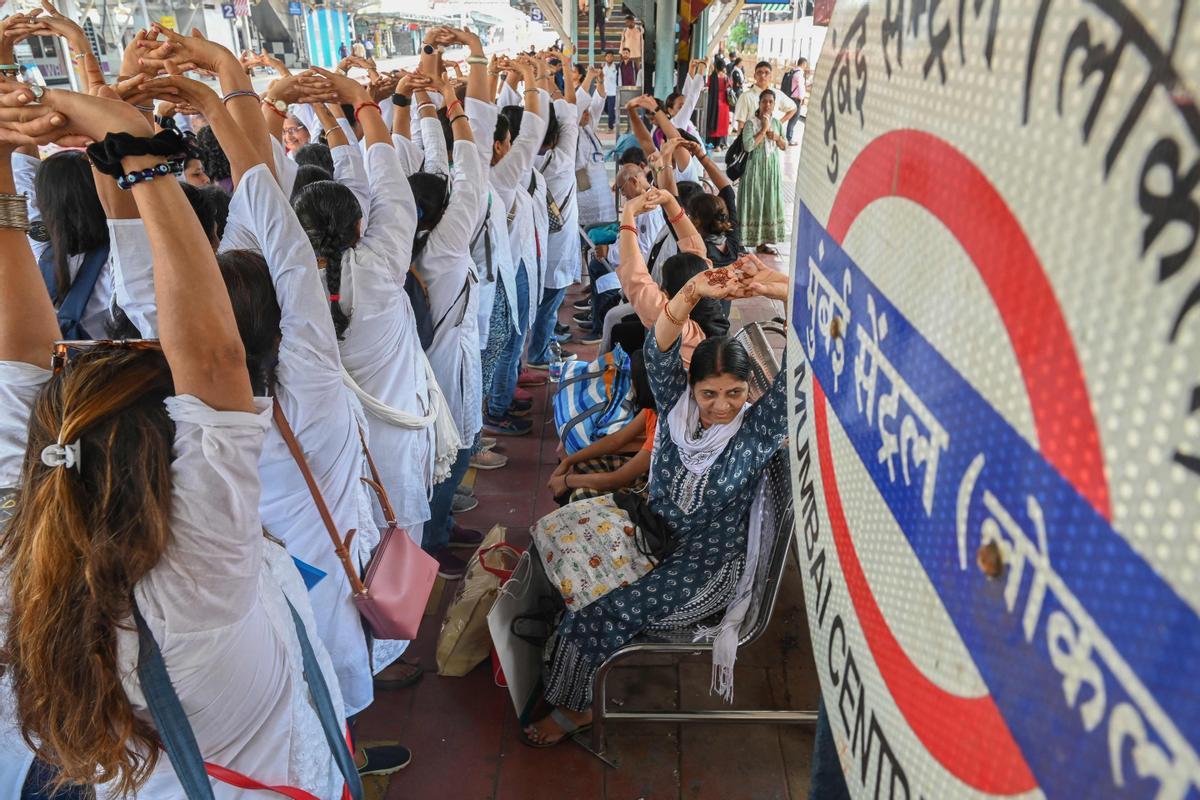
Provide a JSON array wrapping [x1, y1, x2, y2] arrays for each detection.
[[0, 84, 364, 798], [523, 263, 791, 747], [406, 68, 487, 579], [486, 56, 550, 434], [526, 52, 580, 369], [575, 65, 615, 228]]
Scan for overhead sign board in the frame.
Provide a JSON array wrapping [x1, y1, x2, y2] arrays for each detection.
[[788, 1, 1199, 797]]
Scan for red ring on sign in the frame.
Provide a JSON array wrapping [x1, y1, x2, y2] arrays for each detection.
[[815, 129, 1111, 795]]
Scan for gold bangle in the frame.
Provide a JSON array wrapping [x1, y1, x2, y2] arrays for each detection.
[[663, 301, 686, 327]]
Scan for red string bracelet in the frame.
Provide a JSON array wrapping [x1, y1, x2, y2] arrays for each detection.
[[446, 98, 464, 115], [668, 209, 686, 225], [619, 224, 638, 235], [353, 101, 381, 122]]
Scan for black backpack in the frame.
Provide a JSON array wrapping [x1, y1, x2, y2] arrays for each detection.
[[725, 134, 748, 182], [781, 69, 796, 99]]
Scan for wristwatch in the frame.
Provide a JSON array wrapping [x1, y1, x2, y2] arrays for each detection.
[[264, 97, 287, 114], [423, 44, 435, 55]]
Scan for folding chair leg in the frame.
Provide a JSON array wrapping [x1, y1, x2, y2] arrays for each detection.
[[591, 657, 615, 757]]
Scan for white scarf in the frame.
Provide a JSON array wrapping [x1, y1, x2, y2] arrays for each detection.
[[341, 359, 461, 486], [695, 477, 769, 702], [338, 250, 463, 486], [666, 390, 750, 475]]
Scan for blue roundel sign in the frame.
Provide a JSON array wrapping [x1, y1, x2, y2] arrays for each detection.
[[787, 1, 1200, 797]]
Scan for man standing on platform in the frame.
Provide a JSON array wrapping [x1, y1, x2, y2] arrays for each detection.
[[603, 50, 619, 130], [733, 60, 796, 133], [620, 14, 643, 70]]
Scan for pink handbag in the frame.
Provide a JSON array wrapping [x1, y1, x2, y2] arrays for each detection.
[[274, 402, 438, 640]]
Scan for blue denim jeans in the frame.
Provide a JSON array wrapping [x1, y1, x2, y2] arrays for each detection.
[[808, 700, 851, 800], [604, 95, 616, 129], [489, 262, 531, 418], [421, 446, 472, 553], [527, 286, 567, 364], [587, 257, 622, 337]]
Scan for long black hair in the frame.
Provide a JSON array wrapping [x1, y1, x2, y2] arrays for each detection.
[[662, 253, 730, 338], [290, 164, 333, 201], [34, 151, 108, 303], [216, 249, 282, 396], [688, 336, 751, 386], [292, 180, 361, 339], [194, 124, 231, 184], [293, 143, 334, 174], [408, 171, 451, 263], [500, 105, 524, 138], [540, 102, 560, 153]]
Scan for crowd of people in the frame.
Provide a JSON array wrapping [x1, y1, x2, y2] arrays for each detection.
[[0, 4, 797, 797]]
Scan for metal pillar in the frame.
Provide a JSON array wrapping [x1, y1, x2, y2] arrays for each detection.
[[692, 2, 709, 59], [563, 0, 576, 51], [653, 0, 675, 97], [587, 0, 595, 64], [707, 0, 744, 56]]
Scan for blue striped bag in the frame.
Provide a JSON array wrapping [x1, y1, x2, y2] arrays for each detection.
[[553, 345, 636, 455]]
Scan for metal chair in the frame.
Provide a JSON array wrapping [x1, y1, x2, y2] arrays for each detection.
[[588, 322, 818, 759]]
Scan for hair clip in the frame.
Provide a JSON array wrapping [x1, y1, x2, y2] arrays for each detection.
[[41, 440, 81, 471], [328, 294, 341, 302]]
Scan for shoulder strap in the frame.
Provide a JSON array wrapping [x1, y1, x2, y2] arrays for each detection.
[[134, 598, 365, 800], [272, 401, 366, 596], [40, 245, 110, 338], [471, 196, 494, 281], [356, 426, 397, 523]]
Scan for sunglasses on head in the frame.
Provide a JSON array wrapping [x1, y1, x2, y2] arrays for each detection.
[[51, 339, 163, 374]]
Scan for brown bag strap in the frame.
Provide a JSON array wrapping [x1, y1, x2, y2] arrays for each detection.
[[272, 400, 367, 595], [356, 426, 397, 524]]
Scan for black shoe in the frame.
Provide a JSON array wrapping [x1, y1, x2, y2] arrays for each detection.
[[572, 298, 591, 311], [554, 322, 570, 335], [572, 311, 593, 326], [357, 744, 413, 776]]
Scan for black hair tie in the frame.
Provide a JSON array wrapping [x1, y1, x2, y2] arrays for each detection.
[[86, 129, 188, 178]]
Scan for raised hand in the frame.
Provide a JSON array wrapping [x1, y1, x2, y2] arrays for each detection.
[[0, 81, 77, 148], [139, 73, 223, 117], [367, 71, 399, 102], [138, 24, 237, 75], [302, 66, 370, 104], [264, 70, 337, 105]]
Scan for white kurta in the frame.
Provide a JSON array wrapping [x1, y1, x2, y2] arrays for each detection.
[[575, 90, 617, 228], [538, 98, 581, 291], [414, 142, 487, 444], [336, 142, 434, 533]]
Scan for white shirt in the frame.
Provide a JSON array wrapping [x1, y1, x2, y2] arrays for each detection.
[[734, 84, 798, 127], [0, 361, 348, 799], [499, 94, 551, 319], [537, 98, 581, 290], [115, 167, 381, 715], [414, 142, 487, 443], [336, 142, 434, 532], [603, 63, 619, 95]]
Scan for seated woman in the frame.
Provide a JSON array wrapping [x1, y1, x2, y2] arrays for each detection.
[[522, 263, 790, 746], [548, 351, 656, 504]]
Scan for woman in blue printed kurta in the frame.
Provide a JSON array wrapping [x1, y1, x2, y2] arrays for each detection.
[[523, 260, 790, 745]]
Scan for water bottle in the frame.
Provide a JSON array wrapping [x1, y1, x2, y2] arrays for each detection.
[[548, 340, 565, 383]]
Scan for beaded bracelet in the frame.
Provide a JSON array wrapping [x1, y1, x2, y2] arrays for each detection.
[[116, 162, 173, 190], [222, 89, 259, 104], [353, 101, 381, 122]]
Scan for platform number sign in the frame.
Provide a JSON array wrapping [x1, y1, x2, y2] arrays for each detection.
[[787, 1, 1200, 798]]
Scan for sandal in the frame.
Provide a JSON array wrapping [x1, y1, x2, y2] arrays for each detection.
[[373, 658, 424, 690], [519, 708, 593, 748]]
